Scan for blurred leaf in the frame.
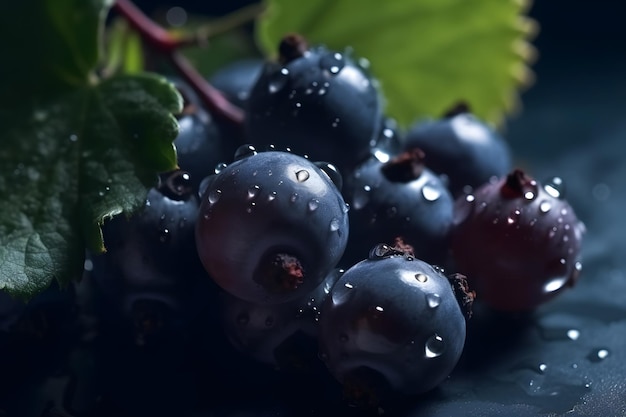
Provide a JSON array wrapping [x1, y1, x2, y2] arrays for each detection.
[[103, 17, 145, 76], [256, 0, 536, 126], [123, 29, 145, 73]]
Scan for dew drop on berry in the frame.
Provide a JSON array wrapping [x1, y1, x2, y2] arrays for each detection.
[[208, 189, 221, 204], [544, 176, 565, 199], [295, 169, 310, 182], [268, 191, 277, 202], [320, 52, 345, 74], [329, 218, 340, 232], [290, 193, 299, 203], [314, 162, 343, 190], [415, 273, 428, 283], [158, 228, 170, 243], [544, 276, 568, 293], [539, 200, 552, 213], [421, 183, 442, 202], [247, 185, 260, 199], [268, 68, 289, 94], [308, 198, 319, 212], [425, 334, 445, 358], [587, 348, 610, 362], [234, 144, 257, 160], [426, 293, 441, 309]]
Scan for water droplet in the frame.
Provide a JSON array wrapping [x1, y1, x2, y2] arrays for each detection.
[[329, 218, 340, 232], [539, 327, 581, 341], [524, 190, 536, 200], [234, 144, 257, 160], [465, 194, 475, 202], [268, 191, 277, 201], [425, 334, 445, 358], [422, 184, 441, 201], [538, 363, 548, 373], [159, 228, 170, 243], [295, 169, 310, 182], [587, 348, 610, 362], [352, 185, 371, 210], [320, 52, 345, 74], [268, 68, 289, 93], [308, 199, 319, 212], [69, 134, 78, 142], [544, 276, 568, 293], [415, 273, 428, 283], [507, 209, 521, 225], [290, 193, 299, 203], [214, 162, 228, 174], [331, 118, 340, 128], [247, 185, 260, 199], [544, 177, 565, 199], [208, 189, 222, 204], [567, 329, 581, 340], [83, 259, 94, 271], [315, 162, 343, 190], [368, 243, 397, 259], [426, 293, 441, 309], [539, 200, 552, 213]]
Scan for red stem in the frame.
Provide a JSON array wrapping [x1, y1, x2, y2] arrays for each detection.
[[111, 0, 245, 129]]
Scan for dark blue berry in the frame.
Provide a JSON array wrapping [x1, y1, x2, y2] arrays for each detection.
[[403, 103, 512, 197], [244, 34, 382, 172], [91, 169, 214, 345], [220, 268, 343, 370], [208, 58, 264, 108], [341, 148, 454, 267], [318, 246, 471, 407], [195, 146, 350, 305], [170, 77, 242, 194]]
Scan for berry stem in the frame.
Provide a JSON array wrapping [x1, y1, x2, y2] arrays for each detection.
[[112, 0, 245, 129]]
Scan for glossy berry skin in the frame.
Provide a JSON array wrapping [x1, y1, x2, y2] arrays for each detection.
[[318, 248, 467, 406], [92, 170, 214, 345], [451, 169, 585, 312], [341, 150, 454, 267], [404, 109, 512, 197], [170, 78, 241, 194], [208, 58, 264, 108], [219, 268, 343, 369], [245, 38, 382, 173], [195, 148, 349, 305]]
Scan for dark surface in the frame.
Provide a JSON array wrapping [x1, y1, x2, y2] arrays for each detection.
[[3, 1, 626, 416]]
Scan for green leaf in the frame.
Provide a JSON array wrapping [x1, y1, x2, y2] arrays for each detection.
[[256, 0, 536, 126], [0, 0, 183, 299], [0, 74, 181, 299]]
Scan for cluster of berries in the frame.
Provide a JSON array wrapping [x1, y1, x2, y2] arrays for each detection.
[[0, 33, 585, 414]]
